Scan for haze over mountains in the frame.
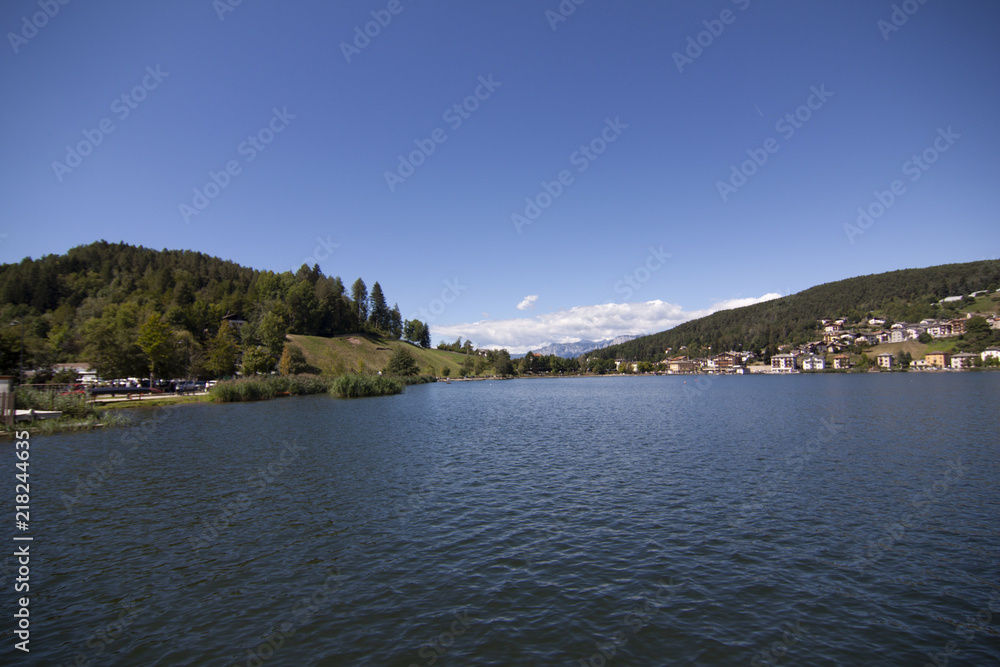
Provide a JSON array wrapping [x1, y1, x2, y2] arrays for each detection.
[[512, 335, 639, 359]]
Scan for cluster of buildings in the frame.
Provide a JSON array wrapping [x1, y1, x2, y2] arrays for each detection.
[[642, 309, 1000, 375]]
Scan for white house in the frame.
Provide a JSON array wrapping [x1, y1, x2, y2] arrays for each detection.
[[770, 354, 798, 374], [929, 322, 953, 338], [950, 353, 976, 369], [868, 317, 886, 326], [889, 329, 907, 343], [876, 353, 894, 370], [982, 347, 1000, 363], [801, 354, 826, 371]]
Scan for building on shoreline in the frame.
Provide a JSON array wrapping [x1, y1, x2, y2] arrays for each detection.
[[924, 351, 952, 368], [801, 354, 825, 371], [770, 354, 797, 374], [876, 353, 894, 370]]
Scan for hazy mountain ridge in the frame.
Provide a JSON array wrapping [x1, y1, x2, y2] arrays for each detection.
[[514, 335, 640, 359]]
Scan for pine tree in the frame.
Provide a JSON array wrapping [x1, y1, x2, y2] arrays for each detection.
[[351, 278, 368, 325], [368, 282, 389, 332], [389, 304, 403, 339]]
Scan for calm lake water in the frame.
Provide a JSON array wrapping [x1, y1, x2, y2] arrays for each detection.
[[7, 374, 1000, 665]]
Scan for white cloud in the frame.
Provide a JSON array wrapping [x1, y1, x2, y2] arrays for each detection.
[[432, 294, 782, 354], [516, 295, 538, 311]]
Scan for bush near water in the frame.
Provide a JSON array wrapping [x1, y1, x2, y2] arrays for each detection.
[[208, 371, 431, 401], [208, 374, 332, 402], [330, 374, 404, 398]]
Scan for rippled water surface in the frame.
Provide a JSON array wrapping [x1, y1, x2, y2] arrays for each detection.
[[9, 374, 1000, 665]]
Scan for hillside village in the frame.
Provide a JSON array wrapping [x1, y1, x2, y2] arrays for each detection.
[[618, 290, 1000, 375]]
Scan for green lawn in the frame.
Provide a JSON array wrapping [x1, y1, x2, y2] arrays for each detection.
[[865, 338, 958, 359], [287, 334, 470, 377]]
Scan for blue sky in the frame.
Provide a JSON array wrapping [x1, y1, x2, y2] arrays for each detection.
[[2, 0, 998, 352]]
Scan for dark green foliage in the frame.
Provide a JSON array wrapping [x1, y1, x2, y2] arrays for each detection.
[[330, 373, 404, 398], [15, 386, 91, 418], [208, 374, 331, 402], [389, 304, 403, 340], [385, 348, 419, 376], [0, 241, 400, 378], [403, 319, 431, 347], [368, 282, 390, 333], [593, 260, 1000, 361], [400, 374, 436, 386], [278, 345, 313, 375], [351, 278, 368, 324]]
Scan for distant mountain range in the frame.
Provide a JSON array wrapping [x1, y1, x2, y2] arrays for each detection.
[[512, 335, 640, 359]]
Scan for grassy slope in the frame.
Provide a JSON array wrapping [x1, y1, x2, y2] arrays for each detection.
[[865, 339, 958, 359], [287, 334, 470, 376]]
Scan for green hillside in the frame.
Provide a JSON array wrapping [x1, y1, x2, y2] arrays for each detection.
[[592, 260, 1000, 361], [287, 334, 470, 377], [0, 241, 435, 380]]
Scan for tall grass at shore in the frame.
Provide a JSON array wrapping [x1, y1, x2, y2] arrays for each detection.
[[330, 374, 404, 398], [208, 374, 332, 402], [2, 387, 134, 434], [15, 386, 91, 418]]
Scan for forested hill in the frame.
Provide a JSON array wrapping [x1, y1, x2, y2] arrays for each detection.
[[590, 260, 1000, 362], [0, 241, 430, 379]]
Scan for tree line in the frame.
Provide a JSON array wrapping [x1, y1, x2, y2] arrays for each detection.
[[0, 241, 433, 381]]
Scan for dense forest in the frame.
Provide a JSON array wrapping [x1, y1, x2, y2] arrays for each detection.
[[0, 241, 433, 380], [591, 260, 1000, 362]]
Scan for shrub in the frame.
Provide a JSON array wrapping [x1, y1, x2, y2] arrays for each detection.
[[15, 387, 91, 418], [330, 374, 404, 398], [208, 374, 333, 402], [385, 348, 419, 376]]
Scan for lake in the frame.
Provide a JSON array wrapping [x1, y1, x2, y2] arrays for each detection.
[[9, 373, 1000, 665]]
